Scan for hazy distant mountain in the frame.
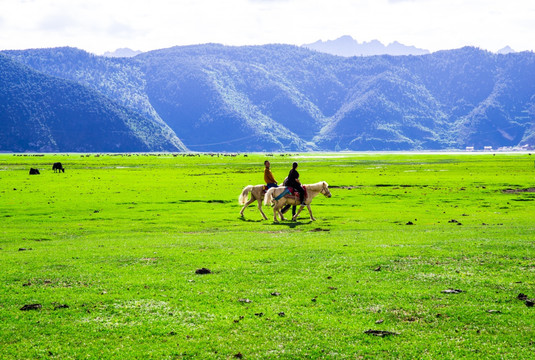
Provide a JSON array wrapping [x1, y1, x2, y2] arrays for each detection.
[[496, 46, 515, 55], [2, 44, 534, 152], [303, 36, 430, 57], [102, 48, 143, 58]]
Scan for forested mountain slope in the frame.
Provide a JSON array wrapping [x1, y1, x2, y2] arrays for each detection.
[[3, 47, 186, 152], [2, 45, 534, 152], [0, 53, 184, 152]]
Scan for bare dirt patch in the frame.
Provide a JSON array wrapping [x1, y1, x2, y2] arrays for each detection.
[[502, 188, 535, 194], [20, 304, 42, 311], [364, 329, 399, 337], [329, 185, 360, 190]]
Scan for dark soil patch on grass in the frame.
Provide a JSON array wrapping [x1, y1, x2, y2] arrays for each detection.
[[502, 188, 535, 194], [329, 185, 361, 190], [376, 184, 428, 188], [442, 289, 463, 294], [195, 268, 212, 274], [364, 329, 399, 337]]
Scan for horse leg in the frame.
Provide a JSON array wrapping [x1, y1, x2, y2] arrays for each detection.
[[240, 197, 255, 217], [272, 201, 284, 222], [306, 204, 316, 221], [292, 204, 305, 221], [278, 207, 286, 221], [272, 205, 279, 222], [257, 199, 268, 220]]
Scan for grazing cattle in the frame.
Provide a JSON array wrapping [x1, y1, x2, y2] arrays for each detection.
[[29, 168, 40, 175], [52, 162, 65, 173]]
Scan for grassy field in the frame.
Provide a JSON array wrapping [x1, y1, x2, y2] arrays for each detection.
[[0, 152, 534, 359]]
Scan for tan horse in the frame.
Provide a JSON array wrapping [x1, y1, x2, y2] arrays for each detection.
[[238, 185, 271, 220], [264, 181, 331, 222]]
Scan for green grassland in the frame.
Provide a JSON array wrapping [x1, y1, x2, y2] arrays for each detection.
[[0, 152, 534, 359]]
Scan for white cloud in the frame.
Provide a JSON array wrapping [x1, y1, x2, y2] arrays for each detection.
[[0, 0, 534, 54], [38, 13, 80, 32]]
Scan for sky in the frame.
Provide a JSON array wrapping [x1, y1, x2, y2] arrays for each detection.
[[1, 0, 534, 54]]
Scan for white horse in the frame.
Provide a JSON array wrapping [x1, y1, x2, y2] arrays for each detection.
[[238, 185, 273, 220], [264, 181, 331, 222]]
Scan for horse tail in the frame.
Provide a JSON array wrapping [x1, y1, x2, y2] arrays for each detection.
[[264, 187, 276, 205], [239, 185, 254, 205]]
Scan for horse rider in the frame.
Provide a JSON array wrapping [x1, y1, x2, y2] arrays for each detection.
[[286, 162, 306, 205], [264, 160, 295, 217], [264, 160, 278, 189], [281, 177, 297, 216]]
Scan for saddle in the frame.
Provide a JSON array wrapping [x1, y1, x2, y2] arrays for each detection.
[[274, 186, 307, 201], [288, 187, 307, 197]]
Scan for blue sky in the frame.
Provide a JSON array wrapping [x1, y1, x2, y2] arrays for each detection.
[[1, 0, 534, 54]]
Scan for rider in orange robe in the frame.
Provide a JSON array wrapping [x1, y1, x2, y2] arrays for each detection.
[[264, 160, 278, 188]]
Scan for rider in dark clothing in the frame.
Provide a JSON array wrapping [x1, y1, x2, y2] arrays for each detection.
[[281, 177, 296, 216], [286, 162, 305, 205]]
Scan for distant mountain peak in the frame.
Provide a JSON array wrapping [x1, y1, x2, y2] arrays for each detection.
[[102, 48, 143, 58], [496, 46, 515, 55], [302, 35, 430, 57]]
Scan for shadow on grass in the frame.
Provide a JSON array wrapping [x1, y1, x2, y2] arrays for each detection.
[[180, 199, 230, 204], [238, 217, 264, 223], [268, 220, 313, 228]]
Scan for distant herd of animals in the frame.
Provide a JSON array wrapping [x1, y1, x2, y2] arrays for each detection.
[[14, 153, 291, 158], [29, 162, 64, 175], [23, 153, 294, 176]]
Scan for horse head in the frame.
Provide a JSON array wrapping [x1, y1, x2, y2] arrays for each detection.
[[321, 182, 331, 198]]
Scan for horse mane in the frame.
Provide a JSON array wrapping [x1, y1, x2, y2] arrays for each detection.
[[304, 181, 328, 191]]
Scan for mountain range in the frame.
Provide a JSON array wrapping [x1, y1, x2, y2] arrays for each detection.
[[302, 36, 430, 57], [1, 44, 534, 152], [102, 48, 143, 58]]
